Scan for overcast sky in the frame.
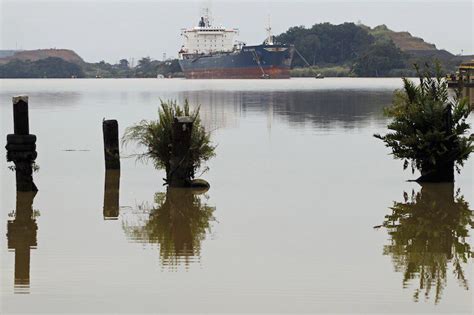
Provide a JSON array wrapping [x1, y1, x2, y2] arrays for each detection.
[[1, 0, 472, 63]]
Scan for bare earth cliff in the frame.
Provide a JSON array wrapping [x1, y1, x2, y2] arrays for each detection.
[[0, 49, 84, 65]]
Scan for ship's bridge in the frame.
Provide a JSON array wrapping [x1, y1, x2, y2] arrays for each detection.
[[180, 16, 238, 55]]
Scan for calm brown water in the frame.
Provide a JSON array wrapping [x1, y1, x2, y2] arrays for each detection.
[[0, 78, 472, 314]]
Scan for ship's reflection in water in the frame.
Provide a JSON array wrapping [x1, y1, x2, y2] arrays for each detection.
[[6, 191, 38, 294], [122, 188, 216, 268], [377, 183, 473, 304], [178, 89, 393, 131]]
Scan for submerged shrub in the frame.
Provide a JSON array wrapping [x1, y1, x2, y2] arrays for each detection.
[[122, 99, 215, 183], [374, 63, 473, 181]]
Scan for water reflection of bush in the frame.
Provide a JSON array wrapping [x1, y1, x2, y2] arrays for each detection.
[[379, 183, 473, 303], [123, 188, 215, 268]]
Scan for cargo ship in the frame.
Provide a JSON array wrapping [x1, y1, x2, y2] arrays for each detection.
[[178, 12, 294, 79]]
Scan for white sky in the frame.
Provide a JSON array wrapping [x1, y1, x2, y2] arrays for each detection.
[[1, 0, 472, 63]]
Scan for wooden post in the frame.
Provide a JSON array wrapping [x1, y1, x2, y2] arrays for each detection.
[[13, 96, 29, 135], [103, 169, 120, 220], [102, 119, 120, 170], [168, 117, 193, 187], [6, 96, 38, 192]]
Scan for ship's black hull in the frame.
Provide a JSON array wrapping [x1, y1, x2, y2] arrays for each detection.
[[179, 44, 294, 79]]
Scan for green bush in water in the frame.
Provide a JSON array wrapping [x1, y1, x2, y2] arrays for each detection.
[[122, 99, 215, 182], [375, 63, 473, 181]]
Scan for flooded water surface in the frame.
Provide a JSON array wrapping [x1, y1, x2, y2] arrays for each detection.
[[0, 78, 472, 313]]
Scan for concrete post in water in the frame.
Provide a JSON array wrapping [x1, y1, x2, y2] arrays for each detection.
[[102, 119, 120, 170], [168, 117, 194, 187], [103, 169, 120, 220], [6, 96, 38, 192]]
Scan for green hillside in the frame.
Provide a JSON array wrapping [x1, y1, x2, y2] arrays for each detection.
[[275, 22, 468, 77]]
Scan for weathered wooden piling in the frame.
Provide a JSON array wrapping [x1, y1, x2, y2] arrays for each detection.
[[13, 97, 30, 135], [168, 117, 193, 187], [6, 96, 38, 192], [102, 119, 120, 170], [103, 169, 120, 220]]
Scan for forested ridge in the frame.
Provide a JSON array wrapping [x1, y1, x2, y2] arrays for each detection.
[[275, 23, 466, 77]]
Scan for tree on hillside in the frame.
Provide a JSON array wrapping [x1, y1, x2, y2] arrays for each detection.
[[118, 59, 129, 70], [352, 40, 407, 76], [275, 22, 374, 67], [295, 34, 321, 65], [135, 57, 156, 77]]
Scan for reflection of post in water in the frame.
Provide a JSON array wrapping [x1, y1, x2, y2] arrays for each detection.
[[7, 191, 38, 293], [123, 188, 215, 268], [103, 169, 120, 220], [378, 183, 473, 303]]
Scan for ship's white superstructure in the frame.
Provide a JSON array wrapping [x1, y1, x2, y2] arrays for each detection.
[[178, 9, 295, 79], [179, 11, 238, 56]]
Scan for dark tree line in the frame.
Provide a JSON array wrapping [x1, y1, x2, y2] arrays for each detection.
[[0, 57, 85, 78], [0, 57, 182, 78], [84, 57, 182, 78]]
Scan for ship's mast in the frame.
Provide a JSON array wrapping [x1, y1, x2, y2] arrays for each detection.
[[201, 7, 212, 27], [265, 15, 274, 45]]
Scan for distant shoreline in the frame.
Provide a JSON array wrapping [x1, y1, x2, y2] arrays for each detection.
[[0, 76, 415, 79]]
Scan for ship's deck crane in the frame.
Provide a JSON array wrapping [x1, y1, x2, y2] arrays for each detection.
[[251, 50, 269, 78], [294, 48, 311, 67]]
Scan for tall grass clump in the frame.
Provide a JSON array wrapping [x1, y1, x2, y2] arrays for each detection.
[[122, 99, 215, 184], [374, 63, 473, 182]]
